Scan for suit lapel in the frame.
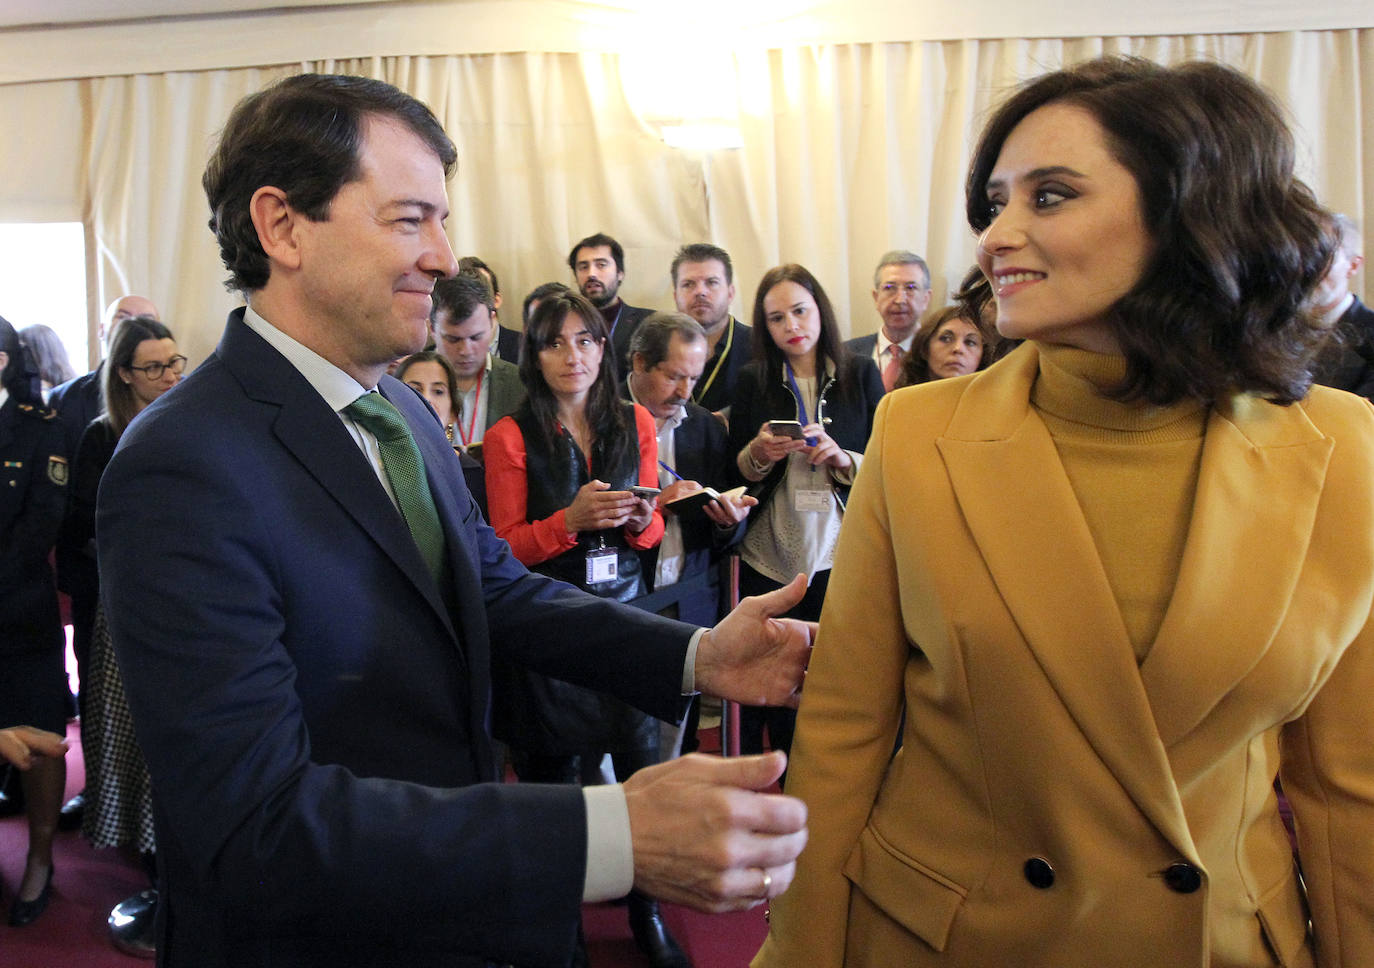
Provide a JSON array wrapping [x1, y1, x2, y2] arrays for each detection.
[[1142, 395, 1333, 748], [220, 313, 457, 637], [936, 346, 1194, 852]]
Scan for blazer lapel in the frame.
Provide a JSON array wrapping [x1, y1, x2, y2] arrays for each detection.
[[1142, 394, 1333, 749], [220, 313, 456, 636], [936, 346, 1194, 853]]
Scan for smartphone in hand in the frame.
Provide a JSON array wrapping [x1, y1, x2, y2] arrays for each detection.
[[767, 420, 805, 439]]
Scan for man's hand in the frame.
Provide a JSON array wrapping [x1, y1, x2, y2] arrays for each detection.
[[695, 573, 813, 707], [658, 479, 703, 508], [0, 726, 69, 771], [625, 751, 807, 912]]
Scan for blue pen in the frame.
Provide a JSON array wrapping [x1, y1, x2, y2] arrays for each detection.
[[657, 460, 683, 481]]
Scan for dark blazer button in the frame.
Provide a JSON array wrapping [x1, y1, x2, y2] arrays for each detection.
[[1023, 857, 1055, 889], [1163, 862, 1202, 894]]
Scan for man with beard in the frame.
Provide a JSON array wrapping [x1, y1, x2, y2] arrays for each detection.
[[845, 249, 933, 393], [568, 232, 653, 379], [670, 244, 752, 418]]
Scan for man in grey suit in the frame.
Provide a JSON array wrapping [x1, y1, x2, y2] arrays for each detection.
[[844, 250, 933, 393], [432, 269, 525, 451]]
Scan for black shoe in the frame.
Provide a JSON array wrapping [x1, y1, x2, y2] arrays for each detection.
[[628, 892, 691, 968], [109, 889, 158, 959], [58, 791, 85, 831], [8, 865, 54, 927]]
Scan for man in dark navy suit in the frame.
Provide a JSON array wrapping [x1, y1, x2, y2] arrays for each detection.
[[98, 73, 810, 968]]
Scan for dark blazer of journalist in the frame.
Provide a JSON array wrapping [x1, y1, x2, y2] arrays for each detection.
[[96, 308, 697, 968]]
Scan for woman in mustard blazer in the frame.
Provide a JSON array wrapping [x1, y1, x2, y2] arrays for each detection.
[[755, 57, 1373, 968]]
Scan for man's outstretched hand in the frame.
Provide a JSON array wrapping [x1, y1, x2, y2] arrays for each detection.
[[695, 573, 814, 707], [625, 751, 806, 911]]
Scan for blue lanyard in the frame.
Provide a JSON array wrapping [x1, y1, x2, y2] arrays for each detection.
[[784, 362, 811, 426], [784, 362, 820, 448]]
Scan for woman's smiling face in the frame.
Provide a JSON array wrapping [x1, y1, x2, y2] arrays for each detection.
[[977, 101, 1153, 354]]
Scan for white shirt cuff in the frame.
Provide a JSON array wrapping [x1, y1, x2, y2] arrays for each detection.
[[582, 783, 635, 902], [683, 627, 704, 694], [581, 627, 704, 902]]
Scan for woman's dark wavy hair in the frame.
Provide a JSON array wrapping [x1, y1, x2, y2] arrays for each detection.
[[750, 264, 855, 401], [204, 73, 456, 294], [965, 56, 1335, 405], [517, 291, 634, 471]]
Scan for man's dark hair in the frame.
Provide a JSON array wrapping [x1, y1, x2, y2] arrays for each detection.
[[966, 56, 1333, 406], [567, 233, 625, 274], [0, 315, 26, 396], [433, 269, 495, 326], [457, 256, 500, 297], [671, 243, 733, 286], [204, 73, 457, 294], [628, 312, 706, 370], [521, 281, 571, 326]]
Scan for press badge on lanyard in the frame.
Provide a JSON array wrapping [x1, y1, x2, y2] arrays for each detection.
[[795, 486, 832, 512], [786, 362, 831, 513], [586, 538, 618, 585]]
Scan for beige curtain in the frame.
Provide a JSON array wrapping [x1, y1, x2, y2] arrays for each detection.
[[68, 30, 1373, 366]]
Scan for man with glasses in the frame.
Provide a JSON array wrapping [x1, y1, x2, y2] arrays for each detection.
[[846, 250, 933, 393]]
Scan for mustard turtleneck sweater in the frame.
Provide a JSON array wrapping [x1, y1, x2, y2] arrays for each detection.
[[1030, 344, 1208, 662]]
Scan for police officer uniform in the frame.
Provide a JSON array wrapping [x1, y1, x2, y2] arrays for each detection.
[[0, 389, 69, 734]]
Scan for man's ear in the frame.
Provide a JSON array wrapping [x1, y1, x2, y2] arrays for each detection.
[[1350, 253, 1365, 278], [630, 352, 648, 375], [249, 186, 303, 272]]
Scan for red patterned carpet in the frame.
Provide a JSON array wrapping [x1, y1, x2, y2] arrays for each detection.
[[1, 720, 768, 968]]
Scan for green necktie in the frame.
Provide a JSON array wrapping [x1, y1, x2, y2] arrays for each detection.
[[345, 392, 446, 579]]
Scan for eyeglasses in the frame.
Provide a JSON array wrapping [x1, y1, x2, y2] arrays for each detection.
[[127, 355, 188, 380], [879, 282, 928, 295]]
